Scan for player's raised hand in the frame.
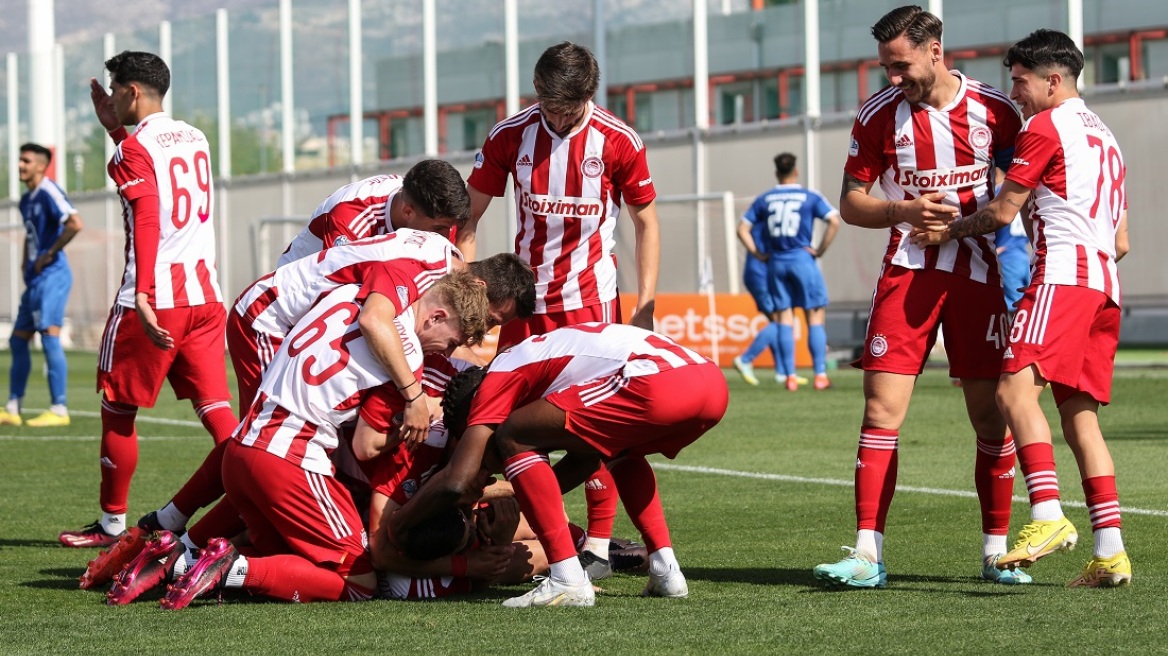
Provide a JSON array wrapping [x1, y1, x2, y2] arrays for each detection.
[[89, 78, 120, 132], [899, 191, 959, 228]]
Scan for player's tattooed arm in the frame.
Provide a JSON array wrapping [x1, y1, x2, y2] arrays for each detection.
[[838, 172, 898, 229]]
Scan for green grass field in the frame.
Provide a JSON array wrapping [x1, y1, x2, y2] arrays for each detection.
[[1, 352, 1165, 654]]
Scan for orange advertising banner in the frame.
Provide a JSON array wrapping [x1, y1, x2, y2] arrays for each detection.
[[619, 293, 811, 368], [465, 293, 811, 368]]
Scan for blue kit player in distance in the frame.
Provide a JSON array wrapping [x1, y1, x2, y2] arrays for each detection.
[[733, 152, 839, 391]]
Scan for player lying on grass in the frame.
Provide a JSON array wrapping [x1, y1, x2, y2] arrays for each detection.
[[78, 251, 534, 591], [387, 323, 729, 607], [97, 272, 488, 608]]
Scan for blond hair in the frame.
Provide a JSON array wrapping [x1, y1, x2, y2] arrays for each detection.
[[424, 269, 490, 346]]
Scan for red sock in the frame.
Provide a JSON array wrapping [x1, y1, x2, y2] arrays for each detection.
[[171, 440, 229, 516], [504, 452, 576, 563], [1017, 442, 1060, 505], [975, 435, 1016, 535], [1083, 475, 1121, 530], [607, 456, 671, 552], [187, 498, 246, 548], [100, 399, 139, 514], [584, 464, 618, 540], [194, 400, 238, 445], [243, 555, 347, 602], [856, 426, 898, 532]]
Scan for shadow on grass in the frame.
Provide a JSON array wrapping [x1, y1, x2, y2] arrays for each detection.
[[0, 538, 64, 548], [683, 566, 1055, 595]]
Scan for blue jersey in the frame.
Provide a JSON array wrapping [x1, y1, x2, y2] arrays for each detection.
[[743, 184, 836, 258], [18, 178, 75, 283], [994, 213, 1029, 261]]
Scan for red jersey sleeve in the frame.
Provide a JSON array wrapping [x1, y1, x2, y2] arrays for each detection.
[[466, 128, 516, 198], [615, 143, 656, 206], [1005, 114, 1061, 191], [466, 369, 535, 428], [843, 113, 889, 184], [353, 261, 428, 310], [110, 138, 159, 202]]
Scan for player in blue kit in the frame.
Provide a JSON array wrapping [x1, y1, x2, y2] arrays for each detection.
[[733, 152, 839, 390], [0, 143, 83, 427], [994, 206, 1031, 312]]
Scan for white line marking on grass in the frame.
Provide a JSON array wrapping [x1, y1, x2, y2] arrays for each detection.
[[26, 407, 204, 428], [651, 462, 1168, 518]]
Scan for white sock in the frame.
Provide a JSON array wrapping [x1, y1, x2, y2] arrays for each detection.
[[549, 556, 588, 585], [648, 546, 680, 577], [171, 546, 191, 577], [1094, 527, 1125, 559], [5, 398, 19, 414], [224, 554, 249, 588], [983, 533, 1008, 558], [156, 502, 191, 532], [101, 513, 126, 536], [1031, 499, 1064, 522], [49, 404, 68, 416], [583, 536, 609, 560], [855, 529, 882, 562]]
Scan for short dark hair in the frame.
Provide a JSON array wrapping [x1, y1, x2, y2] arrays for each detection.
[[400, 506, 471, 560], [468, 253, 536, 319], [534, 42, 599, 111], [871, 5, 943, 47], [1004, 29, 1084, 80], [773, 153, 796, 178], [401, 159, 471, 227], [442, 366, 488, 441], [104, 50, 170, 97], [19, 143, 52, 165]]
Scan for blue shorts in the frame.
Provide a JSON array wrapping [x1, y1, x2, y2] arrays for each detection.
[[998, 251, 1031, 311], [767, 250, 828, 311], [743, 259, 775, 314], [15, 265, 72, 332]]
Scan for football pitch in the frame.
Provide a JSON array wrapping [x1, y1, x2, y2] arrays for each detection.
[[1, 351, 1166, 654]]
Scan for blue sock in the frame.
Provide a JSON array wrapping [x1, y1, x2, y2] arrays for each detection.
[[809, 324, 828, 375], [8, 335, 31, 401], [777, 324, 795, 377], [41, 333, 68, 406], [742, 322, 778, 364]]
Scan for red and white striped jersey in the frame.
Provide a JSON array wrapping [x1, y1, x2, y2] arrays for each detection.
[[380, 572, 471, 600], [278, 174, 402, 267], [1006, 98, 1124, 304], [234, 284, 423, 476], [846, 73, 1022, 285], [467, 102, 656, 313], [234, 229, 460, 338], [467, 322, 707, 429], [109, 112, 222, 309]]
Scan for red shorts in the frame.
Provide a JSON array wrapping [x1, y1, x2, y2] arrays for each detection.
[[222, 440, 370, 576], [547, 361, 728, 459], [225, 310, 283, 409], [97, 303, 231, 408], [857, 266, 1007, 378], [1002, 284, 1120, 405], [497, 299, 622, 351]]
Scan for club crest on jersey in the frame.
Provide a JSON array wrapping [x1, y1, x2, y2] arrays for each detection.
[[870, 334, 889, 358], [581, 156, 604, 179], [970, 126, 992, 149]]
